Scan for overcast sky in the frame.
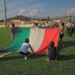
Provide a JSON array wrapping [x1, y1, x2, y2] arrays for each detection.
[[0, 0, 75, 20]]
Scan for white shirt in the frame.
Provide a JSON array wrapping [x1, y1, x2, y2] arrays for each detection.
[[32, 23, 35, 27], [67, 22, 72, 27], [59, 23, 62, 26], [20, 43, 30, 53], [42, 24, 45, 27], [45, 23, 49, 27], [72, 24, 74, 27], [38, 24, 40, 27]]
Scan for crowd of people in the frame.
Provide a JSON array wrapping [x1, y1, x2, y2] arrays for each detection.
[[32, 21, 59, 28], [11, 20, 75, 61]]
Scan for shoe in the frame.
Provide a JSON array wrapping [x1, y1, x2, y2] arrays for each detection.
[[46, 59, 50, 61], [24, 56, 27, 60]]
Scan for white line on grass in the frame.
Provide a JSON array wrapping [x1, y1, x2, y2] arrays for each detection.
[[0, 52, 11, 58]]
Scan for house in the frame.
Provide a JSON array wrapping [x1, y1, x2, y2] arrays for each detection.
[[53, 19, 61, 23], [7, 15, 31, 24]]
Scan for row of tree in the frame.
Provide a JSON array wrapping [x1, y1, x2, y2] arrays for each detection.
[[0, 19, 4, 22], [32, 16, 51, 21]]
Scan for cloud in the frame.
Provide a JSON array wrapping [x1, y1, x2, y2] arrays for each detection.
[[20, 9, 45, 18], [36, 4, 47, 7], [28, 9, 45, 16], [7, 2, 21, 9], [32, 0, 54, 8], [23, 9, 45, 19], [7, 0, 34, 9], [17, 9, 25, 15], [29, 9, 39, 16], [1, 13, 4, 16], [0, 12, 15, 20], [28, 3, 50, 9], [25, 0, 34, 2], [71, 8, 75, 11], [40, 9, 45, 12], [67, 8, 75, 15], [0, 0, 4, 11], [20, 0, 34, 2], [7, 12, 15, 17]]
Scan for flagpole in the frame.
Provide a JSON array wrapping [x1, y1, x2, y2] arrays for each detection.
[[4, 0, 7, 27]]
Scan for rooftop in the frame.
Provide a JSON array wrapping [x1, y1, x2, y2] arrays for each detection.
[[7, 15, 31, 20]]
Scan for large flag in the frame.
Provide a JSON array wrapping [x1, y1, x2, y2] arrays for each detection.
[[4, 27, 60, 55]]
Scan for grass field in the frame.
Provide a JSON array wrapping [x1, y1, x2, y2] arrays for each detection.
[[0, 27, 75, 75]]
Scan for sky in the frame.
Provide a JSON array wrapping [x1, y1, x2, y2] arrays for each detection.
[[0, 0, 75, 20]]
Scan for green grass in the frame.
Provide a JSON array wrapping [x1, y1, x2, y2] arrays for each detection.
[[0, 28, 11, 55], [0, 27, 75, 75]]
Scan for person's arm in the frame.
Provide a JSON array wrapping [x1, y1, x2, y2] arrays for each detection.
[[47, 48, 49, 57], [29, 44, 34, 53]]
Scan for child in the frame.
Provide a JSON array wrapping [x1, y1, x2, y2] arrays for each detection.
[[59, 22, 64, 47], [19, 38, 34, 60], [47, 41, 57, 61], [11, 24, 16, 42]]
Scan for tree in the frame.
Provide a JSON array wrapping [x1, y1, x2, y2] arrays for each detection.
[[0, 19, 4, 22], [38, 18, 40, 21], [40, 16, 52, 21], [34, 17, 35, 20], [47, 16, 51, 21]]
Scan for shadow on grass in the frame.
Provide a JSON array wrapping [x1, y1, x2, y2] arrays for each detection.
[[0, 55, 23, 61], [58, 55, 75, 61], [57, 40, 75, 53], [58, 41, 75, 49], [29, 54, 46, 59], [0, 54, 46, 61], [64, 41, 75, 48], [57, 41, 75, 61], [0, 50, 9, 53]]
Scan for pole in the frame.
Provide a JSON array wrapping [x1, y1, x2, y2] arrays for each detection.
[[4, 0, 7, 27], [65, 12, 66, 18]]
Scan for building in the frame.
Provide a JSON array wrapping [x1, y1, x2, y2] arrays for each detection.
[[7, 15, 31, 24]]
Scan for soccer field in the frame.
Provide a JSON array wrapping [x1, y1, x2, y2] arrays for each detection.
[[0, 27, 75, 75]]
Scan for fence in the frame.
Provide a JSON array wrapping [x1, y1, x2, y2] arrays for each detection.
[[0, 24, 33, 28]]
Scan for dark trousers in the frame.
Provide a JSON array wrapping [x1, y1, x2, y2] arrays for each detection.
[[67, 28, 72, 36], [72, 28, 74, 33], [20, 51, 30, 56]]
